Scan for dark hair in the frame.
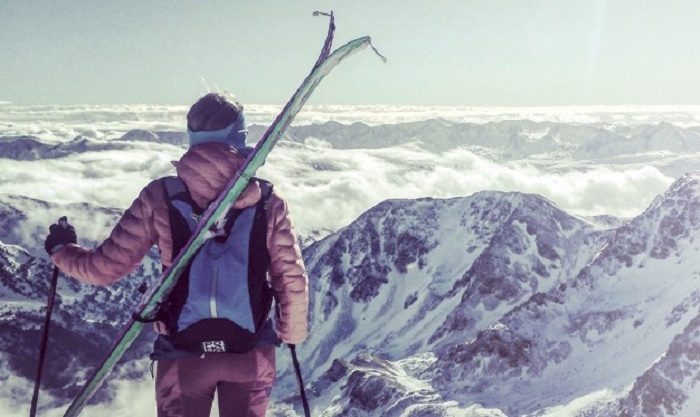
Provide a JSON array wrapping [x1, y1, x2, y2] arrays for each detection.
[[187, 93, 244, 132]]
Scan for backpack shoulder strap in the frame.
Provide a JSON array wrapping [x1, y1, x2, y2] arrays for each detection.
[[162, 176, 186, 199], [218, 178, 274, 238], [161, 176, 201, 257], [162, 176, 204, 215]]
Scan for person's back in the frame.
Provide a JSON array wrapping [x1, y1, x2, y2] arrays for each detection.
[[46, 93, 309, 417]]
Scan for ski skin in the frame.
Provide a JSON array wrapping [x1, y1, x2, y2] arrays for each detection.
[[61, 19, 373, 417]]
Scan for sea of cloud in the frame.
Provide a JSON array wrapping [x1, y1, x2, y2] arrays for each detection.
[[0, 134, 675, 239], [1, 103, 695, 236], [4, 103, 700, 133]]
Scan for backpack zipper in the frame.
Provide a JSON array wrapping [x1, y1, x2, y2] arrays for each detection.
[[210, 265, 218, 318]]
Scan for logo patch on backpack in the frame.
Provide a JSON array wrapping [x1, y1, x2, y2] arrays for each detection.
[[202, 341, 227, 353]]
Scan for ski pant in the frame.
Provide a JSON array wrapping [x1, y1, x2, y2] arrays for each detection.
[[155, 345, 276, 417]]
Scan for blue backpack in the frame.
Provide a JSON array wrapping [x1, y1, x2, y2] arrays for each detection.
[[154, 176, 274, 354]]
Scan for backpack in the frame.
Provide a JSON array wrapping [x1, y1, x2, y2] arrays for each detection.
[[153, 176, 274, 354]]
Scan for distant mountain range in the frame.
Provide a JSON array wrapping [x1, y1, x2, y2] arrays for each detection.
[[3, 119, 700, 164], [2, 169, 700, 415]]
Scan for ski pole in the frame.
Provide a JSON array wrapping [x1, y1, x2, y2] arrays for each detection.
[[30, 266, 60, 417], [289, 344, 311, 417]]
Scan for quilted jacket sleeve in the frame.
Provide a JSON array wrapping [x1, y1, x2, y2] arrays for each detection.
[[51, 180, 163, 286], [267, 189, 309, 344]]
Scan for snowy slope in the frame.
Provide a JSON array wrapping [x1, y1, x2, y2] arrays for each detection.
[[0, 198, 160, 412], [280, 174, 700, 416], [299, 191, 596, 378], [617, 309, 700, 417], [2, 174, 700, 416], [4, 109, 700, 415]]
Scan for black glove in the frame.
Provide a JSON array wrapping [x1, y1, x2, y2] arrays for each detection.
[[44, 216, 77, 255]]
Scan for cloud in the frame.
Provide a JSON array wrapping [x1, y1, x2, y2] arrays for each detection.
[[0, 145, 182, 210], [76, 375, 156, 417], [260, 145, 674, 234], [4, 105, 700, 142], [303, 137, 333, 149], [0, 135, 676, 240], [0, 359, 157, 417], [0, 368, 35, 417], [0, 103, 688, 237]]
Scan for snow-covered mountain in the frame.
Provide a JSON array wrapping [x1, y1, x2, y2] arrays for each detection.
[[0, 196, 160, 412], [4, 173, 700, 415], [0, 134, 182, 161], [258, 120, 700, 166], [3, 110, 700, 416], [275, 173, 700, 416], [301, 190, 593, 368], [6, 119, 700, 167]]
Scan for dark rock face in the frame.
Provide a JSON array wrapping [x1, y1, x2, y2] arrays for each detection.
[[294, 174, 700, 416]]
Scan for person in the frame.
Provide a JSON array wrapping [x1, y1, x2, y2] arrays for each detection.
[[44, 93, 309, 417]]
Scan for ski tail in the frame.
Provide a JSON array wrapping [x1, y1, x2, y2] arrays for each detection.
[[312, 11, 336, 66]]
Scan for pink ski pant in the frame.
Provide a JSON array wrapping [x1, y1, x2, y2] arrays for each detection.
[[155, 345, 275, 417]]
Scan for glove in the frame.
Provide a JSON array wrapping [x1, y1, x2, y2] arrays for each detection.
[[44, 216, 77, 255]]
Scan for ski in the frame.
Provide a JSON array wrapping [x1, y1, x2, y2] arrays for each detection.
[[62, 13, 379, 417]]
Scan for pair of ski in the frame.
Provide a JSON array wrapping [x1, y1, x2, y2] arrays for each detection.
[[58, 12, 383, 417]]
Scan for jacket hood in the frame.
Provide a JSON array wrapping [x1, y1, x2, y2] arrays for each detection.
[[172, 142, 261, 210]]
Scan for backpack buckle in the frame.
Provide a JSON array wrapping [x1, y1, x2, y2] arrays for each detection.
[[201, 340, 226, 353]]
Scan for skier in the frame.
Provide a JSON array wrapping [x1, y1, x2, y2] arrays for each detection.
[[44, 93, 309, 417]]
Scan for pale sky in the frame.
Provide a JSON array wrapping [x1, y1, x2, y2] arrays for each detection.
[[2, 0, 700, 106]]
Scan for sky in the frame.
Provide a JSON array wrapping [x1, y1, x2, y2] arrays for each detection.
[[2, 0, 700, 107]]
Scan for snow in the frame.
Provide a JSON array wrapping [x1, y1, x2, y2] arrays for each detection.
[[534, 388, 625, 417], [4, 105, 700, 416]]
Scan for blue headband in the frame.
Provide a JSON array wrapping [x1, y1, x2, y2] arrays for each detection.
[[188, 113, 252, 156]]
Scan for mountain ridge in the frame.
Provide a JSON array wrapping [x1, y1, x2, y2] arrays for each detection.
[[4, 119, 700, 164], [2, 173, 700, 415]]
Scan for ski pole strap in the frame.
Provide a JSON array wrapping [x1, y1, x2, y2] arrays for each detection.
[[289, 344, 311, 417]]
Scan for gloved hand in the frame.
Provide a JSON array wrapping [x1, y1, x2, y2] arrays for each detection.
[[44, 216, 77, 255]]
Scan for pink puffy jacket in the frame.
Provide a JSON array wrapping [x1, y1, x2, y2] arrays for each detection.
[[51, 142, 309, 344]]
